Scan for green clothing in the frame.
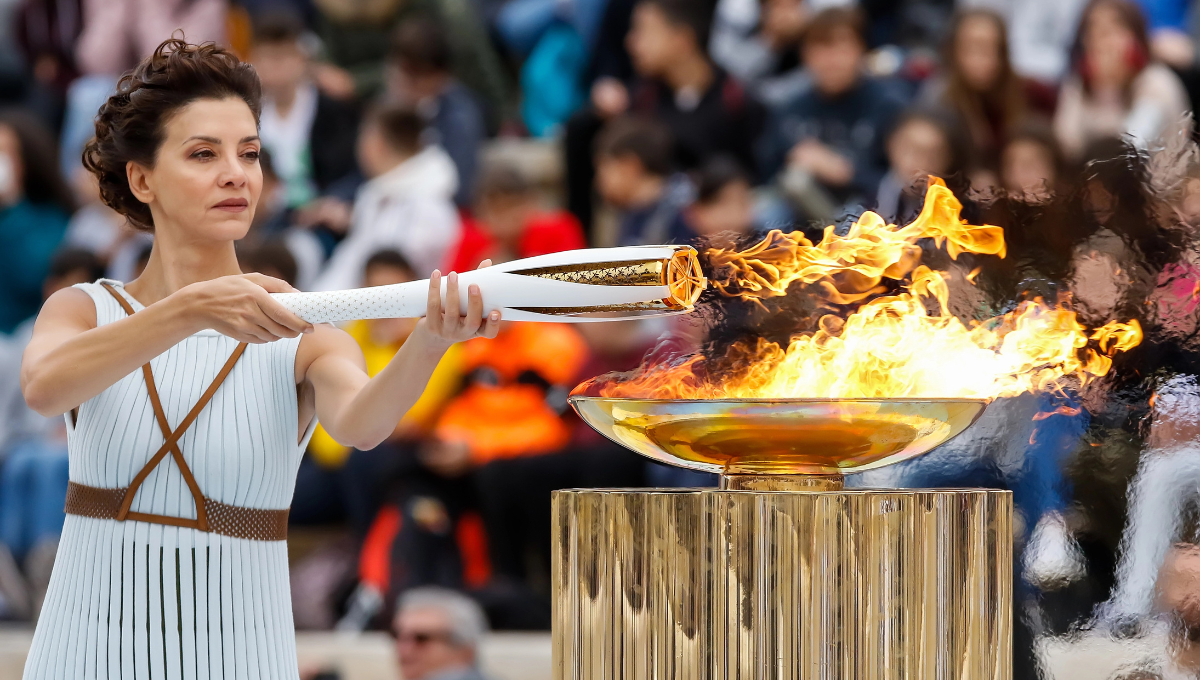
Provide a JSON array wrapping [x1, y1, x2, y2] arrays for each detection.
[[0, 200, 69, 333], [315, 0, 513, 131]]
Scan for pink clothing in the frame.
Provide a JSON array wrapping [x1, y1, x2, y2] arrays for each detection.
[[75, 0, 227, 75]]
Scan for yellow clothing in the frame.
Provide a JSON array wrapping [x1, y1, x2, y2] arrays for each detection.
[[308, 320, 464, 468]]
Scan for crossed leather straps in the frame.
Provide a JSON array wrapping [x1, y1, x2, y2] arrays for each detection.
[[101, 283, 248, 532]]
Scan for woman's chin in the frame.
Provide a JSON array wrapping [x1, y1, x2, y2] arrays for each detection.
[[197, 214, 253, 242]]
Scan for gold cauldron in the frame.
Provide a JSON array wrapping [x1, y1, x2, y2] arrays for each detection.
[[552, 397, 1012, 679]]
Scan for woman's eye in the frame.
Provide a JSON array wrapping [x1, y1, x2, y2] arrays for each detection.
[[191, 149, 215, 159], [242, 150, 260, 161]]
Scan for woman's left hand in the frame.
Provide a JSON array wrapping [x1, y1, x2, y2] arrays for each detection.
[[421, 263, 501, 347]]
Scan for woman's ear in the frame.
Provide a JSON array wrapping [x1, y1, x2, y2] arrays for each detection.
[[126, 160, 154, 205]]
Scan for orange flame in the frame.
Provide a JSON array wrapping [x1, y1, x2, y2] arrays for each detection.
[[589, 177, 1142, 401]]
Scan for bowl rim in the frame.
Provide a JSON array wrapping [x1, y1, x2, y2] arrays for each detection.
[[568, 396, 990, 406]]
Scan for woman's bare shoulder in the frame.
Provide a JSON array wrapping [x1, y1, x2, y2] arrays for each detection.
[[35, 286, 98, 332]]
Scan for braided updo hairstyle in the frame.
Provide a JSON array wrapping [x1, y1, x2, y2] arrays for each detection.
[[82, 39, 262, 231]]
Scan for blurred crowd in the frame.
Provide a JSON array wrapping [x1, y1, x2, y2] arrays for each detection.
[[2, 0, 1200, 675]]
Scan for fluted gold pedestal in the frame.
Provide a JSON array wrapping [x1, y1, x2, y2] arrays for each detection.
[[552, 488, 1012, 680]]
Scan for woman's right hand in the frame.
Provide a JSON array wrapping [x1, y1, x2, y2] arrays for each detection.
[[177, 273, 314, 343]]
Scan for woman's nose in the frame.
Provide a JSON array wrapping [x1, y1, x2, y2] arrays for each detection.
[[218, 155, 248, 186]]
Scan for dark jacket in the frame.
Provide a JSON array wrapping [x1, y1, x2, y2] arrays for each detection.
[[310, 92, 361, 193], [421, 81, 485, 207], [758, 78, 906, 204], [628, 68, 767, 180]]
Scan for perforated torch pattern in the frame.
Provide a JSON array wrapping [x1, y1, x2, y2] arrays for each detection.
[[274, 288, 400, 324]]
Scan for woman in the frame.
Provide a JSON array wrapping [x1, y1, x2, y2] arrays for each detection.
[[0, 109, 75, 334], [922, 9, 1030, 169], [1054, 0, 1189, 161], [19, 39, 499, 679]]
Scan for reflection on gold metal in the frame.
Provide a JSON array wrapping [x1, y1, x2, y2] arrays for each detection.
[[515, 260, 667, 286], [553, 487, 1013, 679], [510, 301, 672, 316], [569, 397, 987, 476], [512, 247, 707, 311]]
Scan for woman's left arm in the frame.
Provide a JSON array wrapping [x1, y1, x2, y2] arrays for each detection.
[[298, 270, 500, 450]]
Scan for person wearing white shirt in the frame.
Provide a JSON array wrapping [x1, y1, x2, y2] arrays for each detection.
[[314, 104, 461, 290]]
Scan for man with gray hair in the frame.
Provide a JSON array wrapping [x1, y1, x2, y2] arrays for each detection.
[[393, 587, 494, 680]]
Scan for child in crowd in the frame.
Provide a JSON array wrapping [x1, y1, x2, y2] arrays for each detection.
[[758, 7, 905, 222], [683, 155, 759, 239], [292, 250, 465, 539], [250, 12, 360, 208], [594, 116, 693, 245], [387, 18, 486, 209], [1000, 123, 1067, 201], [564, 0, 765, 236], [876, 109, 965, 222], [0, 248, 104, 620], [448, 162, 585, 272], [314, 103, 461, 289]]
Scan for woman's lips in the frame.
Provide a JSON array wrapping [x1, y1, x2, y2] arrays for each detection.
[[212, 198, 249, 212]]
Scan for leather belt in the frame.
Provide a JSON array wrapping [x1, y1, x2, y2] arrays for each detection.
[[63, 283, 289, 542]]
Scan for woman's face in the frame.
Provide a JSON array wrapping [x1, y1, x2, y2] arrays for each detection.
[[955, 15, 1003, 92], [131, 97, 262, 242], [0, 123, 24, 205], [1084, 3, 1138, 87], [1001, 139, 1056, 198]]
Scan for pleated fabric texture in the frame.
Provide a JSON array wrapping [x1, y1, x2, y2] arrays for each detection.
[[24, 280, 315, 680]]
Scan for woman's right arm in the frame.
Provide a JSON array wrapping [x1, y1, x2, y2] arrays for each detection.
[[21, 274, 313, 417]]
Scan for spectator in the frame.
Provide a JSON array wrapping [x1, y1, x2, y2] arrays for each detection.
[[314, 103, 460, 289], [294, 250, 465, 537], [387, 18, 485, 208], [251, 12, 360, 209], [564, 0, 766, 238], [758, 7, 906, 222], [960, 0, 1088, 85], [75, 0, 226, 76], [243, 148, 326, 290], [594, 116, 693, 245], [393, 587, 494, 680], [1054, 0, 1190, 160], [876, 109, 967, 222], [0, 109, 73, 334], [682, 155, 759, 239], [1000, 122, 1068, 200], [312, 0, 512, 130], [0, 248, 104, 620], [920, 9, 1035, 170], [448, 162, 586, 272]]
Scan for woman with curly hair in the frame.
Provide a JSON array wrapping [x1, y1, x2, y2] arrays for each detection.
[[19, 39, 499, 679]]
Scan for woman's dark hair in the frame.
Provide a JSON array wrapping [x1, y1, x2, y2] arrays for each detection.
[[941, 9, 1026, 160], [0, 108, 75, 212], [83, 39, 263, 231], [1071, 0, 1151, 96]]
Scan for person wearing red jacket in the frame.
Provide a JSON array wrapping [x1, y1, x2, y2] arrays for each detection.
[[447, 161, 585, 273]]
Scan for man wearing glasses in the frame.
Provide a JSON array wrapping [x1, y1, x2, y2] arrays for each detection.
[[393, 587, 495, 680]]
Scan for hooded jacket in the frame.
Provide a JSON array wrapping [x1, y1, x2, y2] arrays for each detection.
[[314, 145, 461, 291]]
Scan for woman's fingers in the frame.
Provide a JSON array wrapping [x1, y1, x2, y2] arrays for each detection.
[[242, 272, 297, 294], [443, 272, 461, 331], [426, 270, 443, 334], [477, 258, 492, 269], [256, 292, 313, 334], [464, 284, 484, 332], [479, 310, 501, 339]]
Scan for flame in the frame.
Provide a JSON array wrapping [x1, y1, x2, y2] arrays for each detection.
[[587, 178, 1142, 401]]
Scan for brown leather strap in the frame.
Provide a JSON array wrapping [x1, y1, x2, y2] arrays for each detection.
[[97, 283, 250, 533], [66, 482, 289, 541]]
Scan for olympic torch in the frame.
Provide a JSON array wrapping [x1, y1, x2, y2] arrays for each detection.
[[271, 245, 707, 324]]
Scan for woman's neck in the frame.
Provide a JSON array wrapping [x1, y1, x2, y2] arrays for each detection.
[[124, 233, 243, 306]]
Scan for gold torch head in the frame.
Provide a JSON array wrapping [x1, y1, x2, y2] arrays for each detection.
[[664, 247, 707, 310]]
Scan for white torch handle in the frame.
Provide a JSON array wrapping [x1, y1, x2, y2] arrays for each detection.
[[271, 245, 700, 324]]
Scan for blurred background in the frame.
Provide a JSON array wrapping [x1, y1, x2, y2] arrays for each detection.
[[3, 0, 1200, 677]]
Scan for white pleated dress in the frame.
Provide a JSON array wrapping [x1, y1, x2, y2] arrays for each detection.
[[23, 280, 316, 680]]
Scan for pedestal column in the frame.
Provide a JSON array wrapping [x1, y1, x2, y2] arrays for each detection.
[[552, 488, 1012, 680]]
